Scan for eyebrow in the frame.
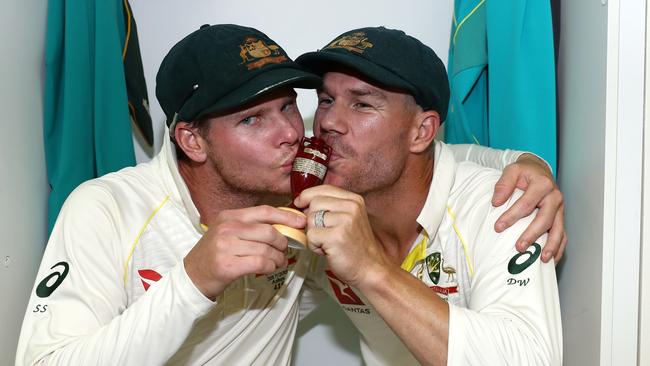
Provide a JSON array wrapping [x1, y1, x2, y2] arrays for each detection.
[[234, 93, 297, 116], [316, 87, 386, 99], [317, 85, 387, 101], [348, 87, 387, 100]]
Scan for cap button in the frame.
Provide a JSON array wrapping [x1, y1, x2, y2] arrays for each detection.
[[200, 24, 210, 29]]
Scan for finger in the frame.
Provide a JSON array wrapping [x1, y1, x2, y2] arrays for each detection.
[[220, 221, 289, 252], [512, 201, 555, 253], [495, 179, 556, 232], [307, 209, 349, 230], [309, 247, 326, 256], [554, 234, 568, 264], [540, 207, 565, 262], [229, 239, 288, 268], [304, 195, 364, 219], [492, 166, 519, 207], [216, 205, 306, 228], [231, 253, 287, 276], [305, 227, 327, 256], [539, 218, 562, 263], [214, 240, 288, 279], [294, 184, 361, 209], [306, 226, 349, 257]]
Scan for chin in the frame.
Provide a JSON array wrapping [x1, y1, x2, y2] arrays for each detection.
[[281, 184, 294, 196], [249, 178, 290, 196], [269, 184, 291, 196]]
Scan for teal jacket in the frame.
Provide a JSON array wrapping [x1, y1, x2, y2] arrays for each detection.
[[445, 0, 557, 172], [44, 0, 137, 231]]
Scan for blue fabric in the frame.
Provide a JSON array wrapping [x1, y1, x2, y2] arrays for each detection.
[[445, 0, 557, 172], [44, 0, 135, 232]]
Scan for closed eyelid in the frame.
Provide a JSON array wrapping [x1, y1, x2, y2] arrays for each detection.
[[349, 89, 386, 103]]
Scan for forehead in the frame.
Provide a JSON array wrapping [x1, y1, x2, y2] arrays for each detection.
[[321, 71, 379, 91], [320, 71, 410, 103], [210, 88, 298, 120]]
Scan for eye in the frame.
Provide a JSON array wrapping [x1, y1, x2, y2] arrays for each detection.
[[239, 115, 259, 125], [281, 101, 297, 113], [317, 96, 333, 106], [353, 101, 373, 109]]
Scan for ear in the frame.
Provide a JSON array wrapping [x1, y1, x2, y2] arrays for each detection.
[[410, 110, 440, 154], [174, 122, 208, 163]]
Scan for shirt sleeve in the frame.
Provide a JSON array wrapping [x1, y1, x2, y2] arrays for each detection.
[[446, 143, 524, 170], [447, 190, 562, 365], [15, 182, 214, 366]]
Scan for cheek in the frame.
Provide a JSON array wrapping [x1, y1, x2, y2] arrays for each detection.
[[290, 116, 306, 138], [212, 136, 263, 166], [353, 134, 406, 172], [312, 109, 328, 133]]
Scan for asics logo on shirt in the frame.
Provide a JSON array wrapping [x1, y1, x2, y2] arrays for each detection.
[[507, 243, 542, 275], [36, 262, 70, 298]]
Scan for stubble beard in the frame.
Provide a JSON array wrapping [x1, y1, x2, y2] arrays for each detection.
[[328, 150, 405, 197], [209, 151, 292, 199]]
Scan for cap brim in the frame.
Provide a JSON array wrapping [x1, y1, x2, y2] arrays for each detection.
[[196, 67, 321, 119], [296, 51, 417, 96]]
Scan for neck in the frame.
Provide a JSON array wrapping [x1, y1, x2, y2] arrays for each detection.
[[364, 154, 434, 265], [178, 160, 262, 225]]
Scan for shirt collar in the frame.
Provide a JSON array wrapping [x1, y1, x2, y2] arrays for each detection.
[[160, 128, 203, 232], [416, 141, 458, 239]]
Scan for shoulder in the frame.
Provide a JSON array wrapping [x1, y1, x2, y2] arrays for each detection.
[[453, 161, 501, 194], [72, 154, 168, 204], [447, 162, 503, 216], [55, 158, 170, 241], [450, 161, 527, 214], [445, 162, 529, 249], [92, 157, 164, 197]]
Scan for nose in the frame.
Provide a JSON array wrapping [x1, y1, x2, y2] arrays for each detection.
[[314, 103, 346, 139], [276, 114, 303, 147]]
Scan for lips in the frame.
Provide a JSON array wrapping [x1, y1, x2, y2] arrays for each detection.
[[281, 157, 294, 166], [280, 160, 294, 173], [320, 135, 336, 148], [280, 148, 299, 170], [328, 142, 351, 162]]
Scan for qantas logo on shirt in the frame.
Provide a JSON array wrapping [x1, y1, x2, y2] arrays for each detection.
[[138, 269, 162, 291], [326, 270, 365, 306]]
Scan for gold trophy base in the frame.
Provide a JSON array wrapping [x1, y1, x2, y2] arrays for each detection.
[[272, 207, 307, 249]]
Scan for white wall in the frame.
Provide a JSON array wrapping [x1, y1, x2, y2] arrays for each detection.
[[556, 2, 608, 364], [601, 1, 644, 364], [558, 0, 645, 365], [641, 2, 650, 358], [0, 0, 48, 365], [129, 1, 453, 364]]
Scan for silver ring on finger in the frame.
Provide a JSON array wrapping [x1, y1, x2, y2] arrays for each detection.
[[314, 209, 328, 228]]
